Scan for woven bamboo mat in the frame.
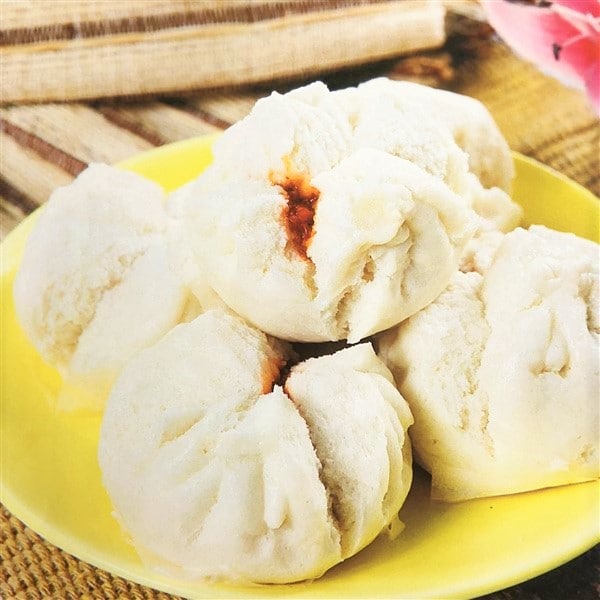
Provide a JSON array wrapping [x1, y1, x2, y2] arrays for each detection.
[[1, 4, 599, 599]]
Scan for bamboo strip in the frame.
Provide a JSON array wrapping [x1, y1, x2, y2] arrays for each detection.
[[1, 1, 445, 103], [1, 1, 215, 31], [1, 1, 396, 40], [3, 2, 441, 55], [188, 92, 265, 125], [0, 1, 399, 32], [0, 194, 27, 240], [0, 134, 73, 206], [97, 102, 221, 144], [0, 104, 153, 163]]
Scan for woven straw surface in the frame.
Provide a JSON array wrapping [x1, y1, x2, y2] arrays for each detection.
[[1, 5, 598, 600]]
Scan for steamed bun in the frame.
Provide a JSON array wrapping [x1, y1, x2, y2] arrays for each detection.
[[98, 309, 413, 583], [351, 79, 515, 192], [332, 78, 521, 232], [285, 343, 413, 557], [13, 164, 191, 409], [178, 81, 478, 343], [378, 225, 599, 501]]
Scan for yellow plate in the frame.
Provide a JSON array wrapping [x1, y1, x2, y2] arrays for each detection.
[[1, 136, 599, 600]]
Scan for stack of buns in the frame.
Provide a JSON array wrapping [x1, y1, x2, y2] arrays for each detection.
[[13, 79, 598, 584]]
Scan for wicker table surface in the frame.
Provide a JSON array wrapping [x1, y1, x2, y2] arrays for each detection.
[[1, 7, 598, 600]]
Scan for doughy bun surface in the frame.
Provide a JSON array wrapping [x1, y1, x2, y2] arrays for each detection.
[[378, 226, 599, 501], [13, 164, 189, 408], [179, 81, 487, 342], [99, 310, 413, 583]]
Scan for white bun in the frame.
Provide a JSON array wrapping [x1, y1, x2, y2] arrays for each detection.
[[378, 226, 599, 501], [99, 310, 413, 583], [13, 164, 189, 408]]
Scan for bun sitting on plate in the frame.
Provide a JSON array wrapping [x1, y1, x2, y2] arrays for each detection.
[[331, 78, 521, 231], [98, 309, 413, 583], [378, 225, 599, 501], [13, 164, 195, 410], [175, 79, 524, 343], [349, 78, 515, 192]]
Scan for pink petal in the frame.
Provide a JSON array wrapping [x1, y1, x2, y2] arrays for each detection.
[[551, 2, 600, 36], [553, 0, 600, 19], [482, 0, 592, 88], [560, 35, 600, 83]]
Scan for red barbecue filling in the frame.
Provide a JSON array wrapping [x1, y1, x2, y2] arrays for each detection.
[[272, 172, 320, 261]]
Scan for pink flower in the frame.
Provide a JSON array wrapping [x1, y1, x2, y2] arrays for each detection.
[[482, 0, 600, 115]]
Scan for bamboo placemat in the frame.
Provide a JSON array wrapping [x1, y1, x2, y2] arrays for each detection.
[[1, 5, 599, 600]]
